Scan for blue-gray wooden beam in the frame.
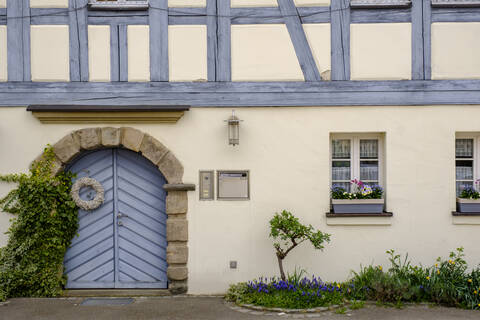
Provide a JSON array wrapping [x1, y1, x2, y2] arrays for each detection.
[[3, 80, 480, 106], [216, 0, 231, 81], [423, 0, 432, 79], [206, 0, 217, 81], [350, 8, 411, 23], [119, 24, 128, 82], [331, 0, 350, 80], [150, 0, 168, 81], [22, 0, 31, 81], [77, 0, 89, 81], [69, 0, 81, 81], [432, 7, 480, 22], [7, 0, 24, 81], [411, 0, 424, 79], [110, 24, 120, 81], [277, 0, 321, 81]]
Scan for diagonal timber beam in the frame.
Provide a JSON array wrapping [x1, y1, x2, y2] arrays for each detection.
[[277, 0, 322, 81]]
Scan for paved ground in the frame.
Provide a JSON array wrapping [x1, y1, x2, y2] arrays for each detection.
[[0, 296, 479, 320]]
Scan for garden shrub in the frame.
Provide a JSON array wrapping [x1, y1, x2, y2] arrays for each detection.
[[0, 147, 78, 301]]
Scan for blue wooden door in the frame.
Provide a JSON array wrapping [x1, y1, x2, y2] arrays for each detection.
[[64, 149, 168, 289]]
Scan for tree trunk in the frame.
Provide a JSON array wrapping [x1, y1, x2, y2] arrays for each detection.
[[277, 255, 286, 281]]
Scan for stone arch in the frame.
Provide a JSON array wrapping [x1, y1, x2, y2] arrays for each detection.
[[41, 127, 190, 294]]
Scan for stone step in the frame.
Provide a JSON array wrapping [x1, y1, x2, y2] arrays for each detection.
[[62, 289, 172, 297]]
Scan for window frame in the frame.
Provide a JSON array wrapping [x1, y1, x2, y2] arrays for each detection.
[[330, 133, 385, 192], [455, 133, 480, 196]]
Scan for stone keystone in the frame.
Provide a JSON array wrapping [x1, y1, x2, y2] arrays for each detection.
[[167, 266, 188, 281], [120, 127, 144, 152], [75, 128, 102, 150], [139, 134, 169, 165], [167, 244, 188, 264], [167, 219, 188, 242], [101, 127, 121, 147], [53, 133, 80, 163]]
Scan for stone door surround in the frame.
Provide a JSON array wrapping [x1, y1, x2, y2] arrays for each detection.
[[41, 127, 193, 294]]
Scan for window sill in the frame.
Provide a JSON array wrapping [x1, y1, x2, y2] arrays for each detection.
[[325, 212, 393, 226], [452, 211, 480, 225]]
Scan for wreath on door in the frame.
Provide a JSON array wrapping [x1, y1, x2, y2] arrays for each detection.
[[70, 177, 105, 211]]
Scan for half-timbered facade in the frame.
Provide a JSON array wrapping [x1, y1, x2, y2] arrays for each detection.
[[1, 0, 480, 294]]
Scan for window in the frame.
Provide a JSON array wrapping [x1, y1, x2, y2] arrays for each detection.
[[431, 0, 480, 7], [455, 136, 479, 196], [88, 0, 149, 10], [350, 0, 411, 8], [331, 134, 384, 192]]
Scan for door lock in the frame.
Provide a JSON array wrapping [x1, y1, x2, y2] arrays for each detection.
[[117, 213, 129, 218]]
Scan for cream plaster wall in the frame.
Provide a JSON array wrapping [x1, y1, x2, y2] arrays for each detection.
[[31, 25, 70, 82], [128, 25, 150, 82], [231, 24, 304, 81], [350, 23, 412, 80], [0, 26, 6, 82], [231, 0, 278, 7], [168, 25, 207, 82], [88, 26, 110, 82], [1, 105, 480, 294], [0, 0, 5, 8], [169, 0, 206, 6], [432, 23, 480, 80], [303, 23, 330, 75], [30, 0, 69, 8], [295, 0, 330, 5]]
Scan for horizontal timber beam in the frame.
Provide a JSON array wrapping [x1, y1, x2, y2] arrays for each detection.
[[0, 80, 480, 107]]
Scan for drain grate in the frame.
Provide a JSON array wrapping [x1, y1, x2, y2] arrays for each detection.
[[80, 298, 134, 306]]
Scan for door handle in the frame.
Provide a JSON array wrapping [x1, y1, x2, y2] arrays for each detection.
[[117, 213, 129, 218]]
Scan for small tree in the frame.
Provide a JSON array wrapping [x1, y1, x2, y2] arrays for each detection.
[[269, 210, 331, 281]]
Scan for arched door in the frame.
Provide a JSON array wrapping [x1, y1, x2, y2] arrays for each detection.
[[64, 148, 168, 288]]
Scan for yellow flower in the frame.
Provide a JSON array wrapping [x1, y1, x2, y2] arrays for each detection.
[[337, 284, 340, 288], [468, 279, 473, 283], [448, 259, 453, 264], [379, 266, 382, 271], [437, 270, 440, 275], [474, 291, 478, 294], [426, 276, 430, 280], [435, 264, 438, 268]]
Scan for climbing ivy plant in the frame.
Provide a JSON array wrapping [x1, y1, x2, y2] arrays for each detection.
[[0, 146, 78, 301]]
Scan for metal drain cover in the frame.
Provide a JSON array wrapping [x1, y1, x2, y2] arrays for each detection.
[[80, 298, 134, 306]]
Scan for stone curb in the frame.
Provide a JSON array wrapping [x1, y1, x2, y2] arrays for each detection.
[[224, 300, 347, 318]]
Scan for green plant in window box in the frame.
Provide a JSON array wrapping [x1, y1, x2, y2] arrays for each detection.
[[331, 179, 384, 214], [0, 146, 78, 301], [457, 181, 480, 213]]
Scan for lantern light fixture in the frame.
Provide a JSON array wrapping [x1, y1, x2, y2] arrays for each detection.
[[225, 110, 242, 146]]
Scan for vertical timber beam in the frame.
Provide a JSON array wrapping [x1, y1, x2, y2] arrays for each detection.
[[277, 0, 321, 81], [69, 0, 80, 81], [70, 0, 89, 81], [7, 0, 23, 81], [111, 24, 120, 81], [150, 0, 168, 81], [216, 0, 231, 82], [423, 0, 431, 79], [206, 0, 217, 81], [119, 24, 128, 82], [22, 0, 31, 81], [331, 0, 350, 80], [412, 0, 424, 79]]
